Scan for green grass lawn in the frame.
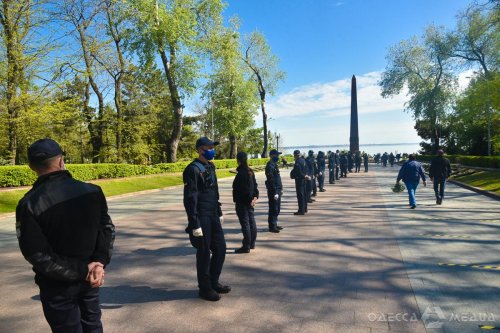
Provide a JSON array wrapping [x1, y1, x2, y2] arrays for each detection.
[[451, 170, 500, 195], [0, 169, 237, 214]]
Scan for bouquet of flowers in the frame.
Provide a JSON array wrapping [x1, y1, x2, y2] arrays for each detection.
[[392, 183, 405, 193]]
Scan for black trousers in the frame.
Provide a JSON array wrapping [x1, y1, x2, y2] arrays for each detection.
[[267, 192, 281, 230], [364, 162, 368, 172], [335, 165, 340, 180], [329, 168, 335, 184], [295, 179, 307, 213], [318, 172, 325, 190], [340, 165, 347, 177], [305, 177, 312, 201], [189, 213, 226, 291], [235, 203, 257, 249], [312, 176, 317, 195], [38, 280, 102, 333]]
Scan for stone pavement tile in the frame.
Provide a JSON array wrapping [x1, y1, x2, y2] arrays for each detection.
[[386, 318, 426, 332], [300, 321, 372, 333]]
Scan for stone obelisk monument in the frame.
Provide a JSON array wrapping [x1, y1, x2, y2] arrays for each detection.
[[349, 75, 359, 153]]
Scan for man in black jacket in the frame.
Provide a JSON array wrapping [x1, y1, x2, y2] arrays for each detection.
[[16, 138, 115, 333], [429, 149, 452, 205], [291, 150, 308, 215], [265, 149, 283, 233], [183, 137, 230, 301]]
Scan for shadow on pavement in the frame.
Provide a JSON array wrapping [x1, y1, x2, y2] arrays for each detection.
[[100, 285, 197, 305]]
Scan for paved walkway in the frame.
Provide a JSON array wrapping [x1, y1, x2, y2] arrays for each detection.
[[0, 165, 499, 332]]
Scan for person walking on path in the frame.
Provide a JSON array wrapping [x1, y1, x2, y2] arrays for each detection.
[[183, 137, 231, 301], [396, 154, 427, 209], [429, 149, 452, 205], [265, 149, 284, 233], [291, 150, 308, 215], [363, 153, 369, 172], [16, 138, 115, 333], [233, 152, 259, 252]]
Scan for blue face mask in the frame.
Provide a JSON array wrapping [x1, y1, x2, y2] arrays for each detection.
[[272, 156, 279, 162], [203, 148, 216, 160]]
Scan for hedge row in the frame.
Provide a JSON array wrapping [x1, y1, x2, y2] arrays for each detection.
[[417, 155, 500, 169], [0, 158, 269, 187]]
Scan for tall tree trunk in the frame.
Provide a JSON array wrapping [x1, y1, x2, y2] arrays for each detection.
[[159, 46, 183, 163], [82, 80, 101, 163], [2, 0, 22, 164], [260, 92, 268, 158], [114, 78, 122, 160], [78, 26, 104, 163], [229, 135, 237, 159], [105, 2, 124, 161]]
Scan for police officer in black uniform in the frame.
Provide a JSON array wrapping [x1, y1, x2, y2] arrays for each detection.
[[16, 139, 115, 333], [335, 150, 341, 180], [340, 152, 348, 178], [316, 151, 326, 192], [347, 151, 354, 173], [363, 152, 369, 172], [328, 151, 336, 184], [265, 149, 284, 233], [290, 150, 308, 215], [355, 151, 362, 173], [305, 150, 316, 202], [183, 137, 230, 301]]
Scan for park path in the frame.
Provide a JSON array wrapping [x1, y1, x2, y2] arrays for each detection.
[[0, 164, 499, 333]]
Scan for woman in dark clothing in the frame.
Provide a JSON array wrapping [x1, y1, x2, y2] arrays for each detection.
[[232, 152, 259, 253]]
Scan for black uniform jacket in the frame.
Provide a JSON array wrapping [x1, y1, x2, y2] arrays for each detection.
[[232, 166, 259, 206], [183, 159, 223, 232], [265, 160, 283, 196], [291, 157, 307, 180], [16, 170, 115, 285]]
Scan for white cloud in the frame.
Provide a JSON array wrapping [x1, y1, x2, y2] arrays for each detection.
[[267, 71, 409, 119]]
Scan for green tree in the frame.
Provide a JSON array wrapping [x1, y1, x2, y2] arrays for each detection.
[[125, 0, 225, 162], [242, 31, 285, 158], [380, 26, 457, 153], [0, 0, 49, 164], [452, 73, 500, 155], [56, 0, 109, 162], [205, 28, 258, 158], [448, 2, 499, 76]]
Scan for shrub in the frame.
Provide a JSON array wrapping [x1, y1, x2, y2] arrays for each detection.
[[416, 155, 500, 168], [0, 158, 269, 187]]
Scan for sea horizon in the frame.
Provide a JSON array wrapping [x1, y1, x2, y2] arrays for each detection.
[[279, 143, 422, 155]]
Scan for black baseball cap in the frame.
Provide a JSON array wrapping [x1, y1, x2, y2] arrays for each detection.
[[28, 139, 64, 164], [196, 137, 219, 148], [269, 149, 282, 155], [293, 150, 301, 156]]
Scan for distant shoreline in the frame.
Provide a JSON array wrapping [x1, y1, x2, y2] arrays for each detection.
[[282, 143, 420, 149]]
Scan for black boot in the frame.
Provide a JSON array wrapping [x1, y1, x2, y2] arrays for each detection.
[[213, 282, 231, 294], [199, 288, 220, 301]]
